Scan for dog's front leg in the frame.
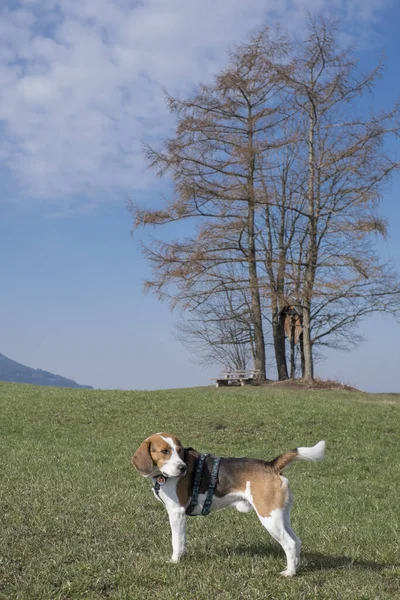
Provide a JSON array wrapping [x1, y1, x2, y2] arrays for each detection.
[[167, 506, 186, 563]]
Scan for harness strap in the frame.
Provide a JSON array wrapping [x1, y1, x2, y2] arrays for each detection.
[[186, 453, 208, 516], [201, 456, 221, 516], [152, 453, 222, 517]]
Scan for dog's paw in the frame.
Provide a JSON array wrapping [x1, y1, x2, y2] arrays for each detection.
[[280, 568, 296, 578], [169, 556, 182, 564]]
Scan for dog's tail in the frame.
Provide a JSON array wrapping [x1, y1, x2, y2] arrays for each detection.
[[271, 440, 325, 472]]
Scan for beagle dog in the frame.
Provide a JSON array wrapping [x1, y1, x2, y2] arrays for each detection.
[[132, 432, 325, 576]]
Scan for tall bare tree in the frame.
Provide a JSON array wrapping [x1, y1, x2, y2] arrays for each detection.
[[273, 16, 400, 379], [132, 28, 290, 380]]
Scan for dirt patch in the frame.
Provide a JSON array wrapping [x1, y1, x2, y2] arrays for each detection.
[[262, 378, 359, 392]]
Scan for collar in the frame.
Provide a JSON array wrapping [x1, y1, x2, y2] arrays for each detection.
[[153, 474, 167, 497]]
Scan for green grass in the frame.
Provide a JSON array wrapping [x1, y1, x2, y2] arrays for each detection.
[[0, 382, 399, 600]]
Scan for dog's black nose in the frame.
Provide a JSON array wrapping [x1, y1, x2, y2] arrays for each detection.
[[179, 465, 187, 474]]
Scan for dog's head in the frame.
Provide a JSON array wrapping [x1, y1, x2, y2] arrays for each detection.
[[132, 433, 187, 478]]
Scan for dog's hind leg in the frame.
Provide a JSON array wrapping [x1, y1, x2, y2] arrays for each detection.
[[257, 507, 298, 576], [247, 478, 298, 577], [283, 488, 301, 568]]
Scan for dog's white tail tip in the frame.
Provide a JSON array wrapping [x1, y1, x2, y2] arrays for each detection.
[[297, 440, 325, 461]]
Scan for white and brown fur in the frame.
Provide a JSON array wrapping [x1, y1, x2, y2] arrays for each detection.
[[132, 432, 325, 576]]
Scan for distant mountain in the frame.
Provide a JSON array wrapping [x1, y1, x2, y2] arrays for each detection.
[[0, 353, 93, 389]]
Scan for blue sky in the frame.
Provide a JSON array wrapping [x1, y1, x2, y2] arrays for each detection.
[[1, 0, 399, 391]]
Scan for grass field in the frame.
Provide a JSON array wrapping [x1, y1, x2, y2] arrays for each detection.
[[0, 382, 399, 600]]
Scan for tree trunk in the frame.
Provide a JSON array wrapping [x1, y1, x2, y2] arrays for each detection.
[[302, 304, 314, 380], [302, 97, 317, 382], [289, 318, 295, 379], [272, 304, 288, 380], [248, 238, 266, 380], [247, 109, 266, 381], [299, 332, 305, 377]]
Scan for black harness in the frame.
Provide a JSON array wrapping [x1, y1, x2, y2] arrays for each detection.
[[153, 453, 221, 517]]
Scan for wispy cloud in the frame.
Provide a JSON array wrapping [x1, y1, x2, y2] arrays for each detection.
[[0, 0, 389, 207]]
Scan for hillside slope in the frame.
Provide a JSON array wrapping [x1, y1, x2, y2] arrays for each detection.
[[0, 352, 92, 388]]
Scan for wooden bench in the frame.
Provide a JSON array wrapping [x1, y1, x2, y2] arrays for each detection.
[[211, 370, 261, 388]]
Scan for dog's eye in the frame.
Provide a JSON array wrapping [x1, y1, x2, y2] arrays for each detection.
[[161, 449, 170, 455]]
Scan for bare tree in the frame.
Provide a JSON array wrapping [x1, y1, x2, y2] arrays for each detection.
[[273, 16, 400, 380], [131, 18, 400, 383], [131, 28, 290, 381]]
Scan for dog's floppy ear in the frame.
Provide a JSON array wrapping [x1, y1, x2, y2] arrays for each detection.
[[132, 440, 153, 476]]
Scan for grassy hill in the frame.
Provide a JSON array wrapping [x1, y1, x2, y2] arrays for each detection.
[[0, 382, 399, 600]]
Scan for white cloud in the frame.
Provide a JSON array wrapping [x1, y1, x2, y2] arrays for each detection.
[[0, 0, 390, 207]]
